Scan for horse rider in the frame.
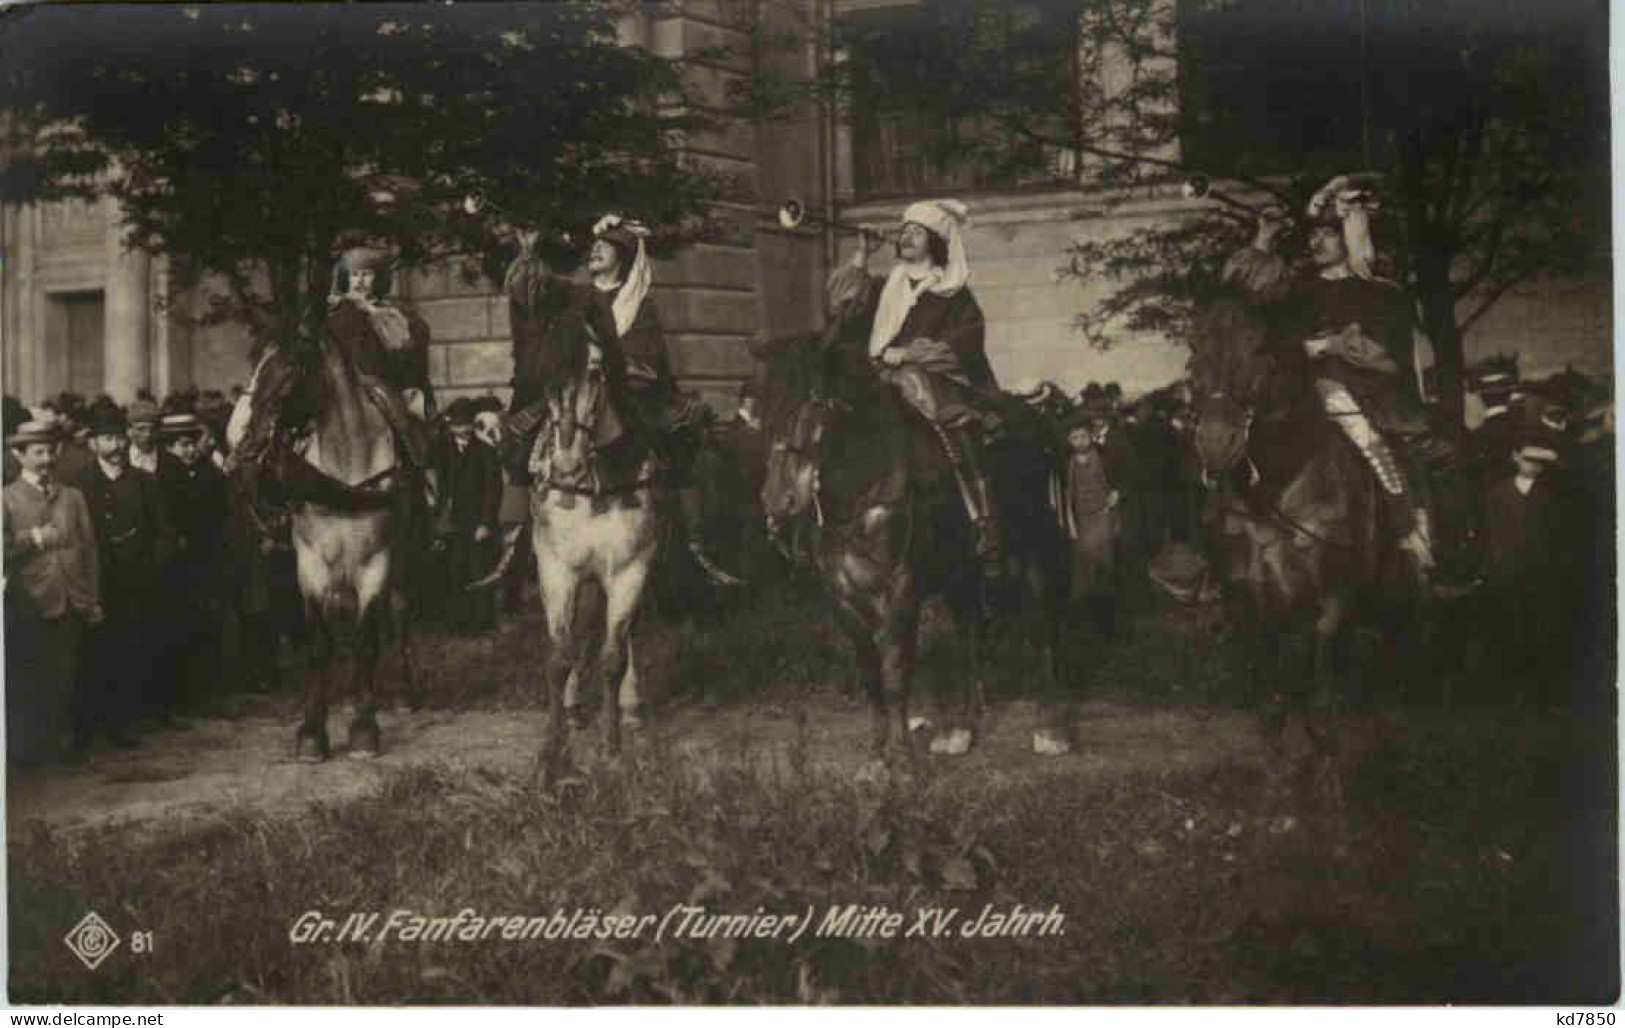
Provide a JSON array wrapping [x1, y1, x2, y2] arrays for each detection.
[[231, 240, 438, 530], [825, 198, 1004, 567], [1279, 175, 1462, 573], [502, 215, 739, 585]]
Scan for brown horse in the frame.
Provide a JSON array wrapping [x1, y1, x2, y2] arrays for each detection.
[[1187, 300, 1426, 718], [754, 334, 1069, 775], [285, 320, 415, 760]]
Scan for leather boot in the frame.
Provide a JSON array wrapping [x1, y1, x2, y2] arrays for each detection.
[[944, 426, 1002, 565]]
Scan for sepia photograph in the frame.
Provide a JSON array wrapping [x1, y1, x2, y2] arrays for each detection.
[[0, 0, 1615, 1007]]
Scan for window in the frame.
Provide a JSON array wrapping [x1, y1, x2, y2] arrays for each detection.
[[839, 1, 1083, 199], [1176, 0, 1370, 177]]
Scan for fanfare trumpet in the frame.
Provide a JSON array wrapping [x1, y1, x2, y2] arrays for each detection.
[[1181, 175, 1289, 222], [776, 197, 900, 239], [462, 191, 573, 248]]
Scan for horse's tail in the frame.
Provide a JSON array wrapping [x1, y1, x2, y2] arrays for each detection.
[[322, 584, 361, 625]]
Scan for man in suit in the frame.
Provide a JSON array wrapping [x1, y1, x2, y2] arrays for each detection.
[[1054, 389, 1137, 640], [4, 420, 103, 767], [1481, 430, 1567, 699], [155, 412, 230, 718], [436, 398, 502, 634], [72, 399, 174, 749]]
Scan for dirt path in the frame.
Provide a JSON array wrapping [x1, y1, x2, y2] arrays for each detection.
[[6, 694, 1267, 836]]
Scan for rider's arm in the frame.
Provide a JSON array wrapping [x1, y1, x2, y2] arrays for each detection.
[[1317, 321, 1402, 375]]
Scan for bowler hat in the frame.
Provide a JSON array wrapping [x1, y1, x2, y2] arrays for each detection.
[[445, 397, 477, 426], [84, 398, 128, 437]]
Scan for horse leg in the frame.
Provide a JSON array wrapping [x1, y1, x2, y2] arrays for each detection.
[[535, 555, 580, 790], [877, 595, 922, 767], [598, 558, 651, 762], [1310, 598, 1347, 712], [347, 601, 384, 757], [397, 593, 422, 712], [935, 581, 984, 757], [295, 598, 332, 760]]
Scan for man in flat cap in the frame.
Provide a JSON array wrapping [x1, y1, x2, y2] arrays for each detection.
[[126, 397, 163, 475], [4, 419, 103, 766], [74, 398, 174, 750]]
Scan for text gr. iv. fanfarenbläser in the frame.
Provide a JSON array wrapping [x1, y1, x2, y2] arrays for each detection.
[[289, 904, 1065, 946]]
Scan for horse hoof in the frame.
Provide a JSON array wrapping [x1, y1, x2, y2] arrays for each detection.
[[347, 719, 381, 757], [907, 716, 933, 735], [1032, 729, 1071, 756], [294, 726, 330, 762], [929, 728, 973, 756]]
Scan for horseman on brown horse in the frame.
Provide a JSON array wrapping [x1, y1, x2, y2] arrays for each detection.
[[757, 199, 1071, 770], [1187, 175, 1472, 712]]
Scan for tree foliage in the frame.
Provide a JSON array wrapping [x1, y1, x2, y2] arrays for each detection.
[[766, 0, 1608, 412], [0, 2, 721, 354]]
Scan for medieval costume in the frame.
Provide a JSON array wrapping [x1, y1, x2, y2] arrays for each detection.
[[1283, 174, 1461, 573], [231, 243, 435, 519], [824, 198, 1003, 564]]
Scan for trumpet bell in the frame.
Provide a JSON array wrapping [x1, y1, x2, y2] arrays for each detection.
[[778, 198, 807, 230]]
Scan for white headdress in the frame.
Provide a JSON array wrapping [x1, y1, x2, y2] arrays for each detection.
[[868, 199, 971, 358], [593, 213, 653, 338], [1308, 174, 1384, 281]]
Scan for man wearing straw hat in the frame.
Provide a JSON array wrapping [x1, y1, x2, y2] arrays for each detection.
[[155, 411, 229, 719], [3, 419, 103, 766]]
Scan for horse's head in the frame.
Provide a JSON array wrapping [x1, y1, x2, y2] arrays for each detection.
[[1191, 389, 1256, 484], [762, 394, 847, 562], [1185, 299, 1279, 486], [542, 344, 613, 486], [750, 331, 836, 562]]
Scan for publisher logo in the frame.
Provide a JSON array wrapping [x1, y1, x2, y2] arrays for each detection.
[[64, 911, 121, 970]]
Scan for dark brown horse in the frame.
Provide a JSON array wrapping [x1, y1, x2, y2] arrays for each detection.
[[1187, 300, 1426, 718], [753, 334, 1069, 775]]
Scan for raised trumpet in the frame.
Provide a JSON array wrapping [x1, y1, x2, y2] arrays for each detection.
[[462, 191, 573, 247], [777, 197, 899, 239], [1181, 175, 1289, 222]]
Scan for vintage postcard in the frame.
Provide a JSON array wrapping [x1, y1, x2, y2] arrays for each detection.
[[0, 0, 1615, 1009]]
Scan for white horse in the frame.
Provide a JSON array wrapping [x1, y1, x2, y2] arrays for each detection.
[[530, 344, 664, 785]]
